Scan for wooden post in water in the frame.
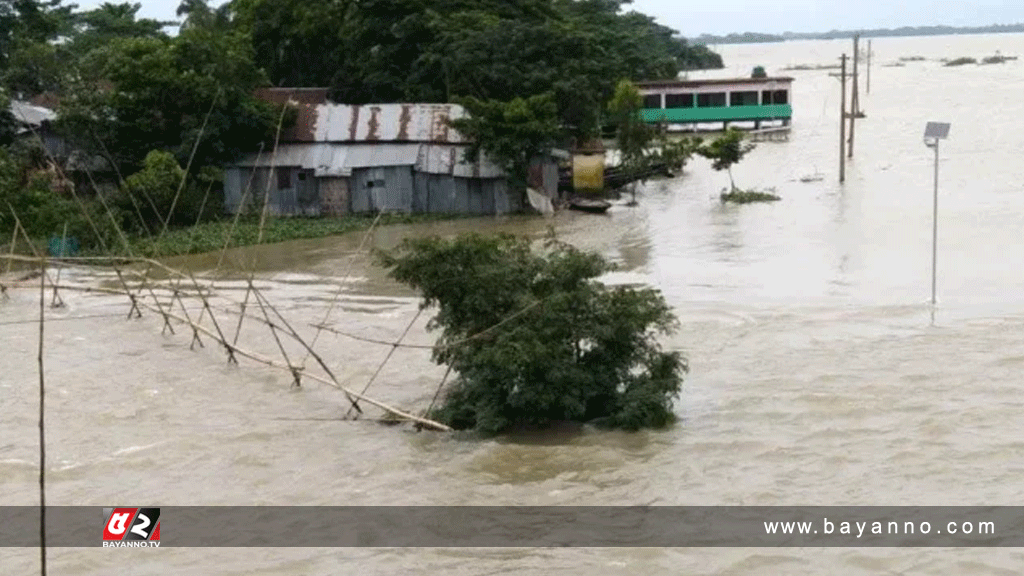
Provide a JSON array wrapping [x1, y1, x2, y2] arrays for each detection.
[[849, 35, 859, 159], [867, 39, 872, 94], [839, 54, 847, 183]]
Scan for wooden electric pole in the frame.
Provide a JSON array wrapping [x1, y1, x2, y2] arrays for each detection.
[[867, 39, 872, 94], [849, 35, 860, 158], [839, 54, 847, 182]]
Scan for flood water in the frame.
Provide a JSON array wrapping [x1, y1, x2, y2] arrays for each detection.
[[5, 34, 1024, 574]]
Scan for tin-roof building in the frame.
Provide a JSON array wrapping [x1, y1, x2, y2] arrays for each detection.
[[223, 89, 559, 216]]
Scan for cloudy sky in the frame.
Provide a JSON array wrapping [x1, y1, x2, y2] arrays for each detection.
[[76, 0, 1024, 37]]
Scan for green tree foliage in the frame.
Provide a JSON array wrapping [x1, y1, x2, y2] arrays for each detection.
[[448, 94, 561, 194], [0, 145, 122, 250], [379, 233, 687, 434], [676, 37, 725, 70], [751, 65, 767, 78], [70, 2, 172, 55], [608, 80, 701, 199], [230, 0, 724, 142], [0, 87, 17, 145], [118, 149, 214, 233], [0, 0, 75, 96], [697, 128, 755, 190], [608, 80, 653, 170], [58, 20, 280, 175]]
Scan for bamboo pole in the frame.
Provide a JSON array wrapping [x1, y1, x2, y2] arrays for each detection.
[[1, 255, 447, 428], [5, 223, 17, 275], [232, 102, 290, 349], [302, 211, 384, 366], [249, 279, 299, 386], [37, 257, 47, 576], [6, 206, 63, 307], [130, 297, 449, 431], [346, 308, 424, 417], [50, 223, 67, 308]]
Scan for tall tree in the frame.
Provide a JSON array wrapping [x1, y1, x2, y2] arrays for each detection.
[[449, 93, 562, 196], [0, 0, 75, 96], [58, 19, 280, 175], [71, 2, 172, 54]]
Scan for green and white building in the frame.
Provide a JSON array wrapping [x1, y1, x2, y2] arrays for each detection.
[[636, 76, 793, 131]]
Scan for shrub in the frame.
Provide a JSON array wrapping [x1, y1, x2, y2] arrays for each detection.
[[379, 233, 687, 434]]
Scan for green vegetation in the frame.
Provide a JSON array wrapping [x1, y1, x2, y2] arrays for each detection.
[[751, 66, 767, 78], [0, 0, 726, 254], [122, 213, 473, 258], [694, 32, 784, 44], [696, 129, 779, 204], [981, 55, 1015, 64], [378, 233, 687, 434], [233, 0, 723, 143], [447, 94, 561, 196], [697, 128, 755, 191], [719, 189, 780, 204], [698, 23, 1024, 43], [899, 56, 926, 62], [781, 63, 840, 71], [944, 57, 977, 67], [4, 212, 475, 259], [606, 79, 701, 201]]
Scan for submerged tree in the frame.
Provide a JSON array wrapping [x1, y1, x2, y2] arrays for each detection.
[[379, 233, 687, 434], [448, 93, 561, 197], [607, 79, 653, 204], [697, 127, 755, 190]]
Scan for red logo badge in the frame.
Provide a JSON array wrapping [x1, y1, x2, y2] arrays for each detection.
[[103, 508, 161, 542]]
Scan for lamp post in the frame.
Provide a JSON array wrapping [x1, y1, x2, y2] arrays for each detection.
[[923, 122, 950, 305]]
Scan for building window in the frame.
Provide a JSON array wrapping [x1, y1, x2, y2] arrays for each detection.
[[642, 94, 661, 109], [277, 168, 291, 189], [768, 90, 787, 104], [696, 92, 727, 107], [297, 172, 307, 181], [665, 93, 694, 108], [730, 91, 759, 106]]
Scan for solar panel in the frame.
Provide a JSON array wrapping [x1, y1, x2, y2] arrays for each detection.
[[924, 122, 951, 140]]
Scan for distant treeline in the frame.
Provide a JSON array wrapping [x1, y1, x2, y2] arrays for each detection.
[[694, 23, 1024, 44]]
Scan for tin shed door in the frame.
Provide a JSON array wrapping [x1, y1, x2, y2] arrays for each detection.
[[295, 169, 319, 215]]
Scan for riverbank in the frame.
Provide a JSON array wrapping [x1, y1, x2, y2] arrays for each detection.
[[3, 213, 476, 261]]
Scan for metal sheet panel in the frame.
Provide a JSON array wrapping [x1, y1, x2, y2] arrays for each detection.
[[10, 100, 56, 128], [313, 103, 469, 143], [344, 144, 421, 168], [416, 144, 505, 178], [235, 144, 323, 168]]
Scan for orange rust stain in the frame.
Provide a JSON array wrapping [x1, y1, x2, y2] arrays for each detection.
[[367, 106, 382, 141], [398, 105, 412, 141], [349, 105, 361, 141]]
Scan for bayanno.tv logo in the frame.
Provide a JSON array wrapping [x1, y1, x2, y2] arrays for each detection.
[[102, 507, 161, 548]]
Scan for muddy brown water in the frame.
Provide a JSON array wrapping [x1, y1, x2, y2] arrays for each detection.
[[5, 34, 1024, 574]]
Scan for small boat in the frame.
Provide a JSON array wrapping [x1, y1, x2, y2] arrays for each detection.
[[568, 198, 612, 214]]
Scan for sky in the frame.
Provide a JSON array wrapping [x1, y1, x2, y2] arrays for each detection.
[[629, 0, 1024, 36], [74, 0, 1024, 38]]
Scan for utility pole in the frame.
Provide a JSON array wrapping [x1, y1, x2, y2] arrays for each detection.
[[839, 54, 847, 182], [867, 39, 872, 94], [849, 35, 860, 159]]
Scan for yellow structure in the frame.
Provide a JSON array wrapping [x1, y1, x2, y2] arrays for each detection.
[[572, 153, 605, 193]]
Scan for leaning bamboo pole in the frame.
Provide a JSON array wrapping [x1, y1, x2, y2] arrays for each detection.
[[131, 297, 450, 431], [2, 256, 448, 430]]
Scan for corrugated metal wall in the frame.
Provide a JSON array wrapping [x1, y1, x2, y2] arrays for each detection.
[[413, 173, 518, 215], [319, 177, 349, 215], [223, 167, 321, 216], [228, 166, 524, 216], [350, 166, 414, 213]]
